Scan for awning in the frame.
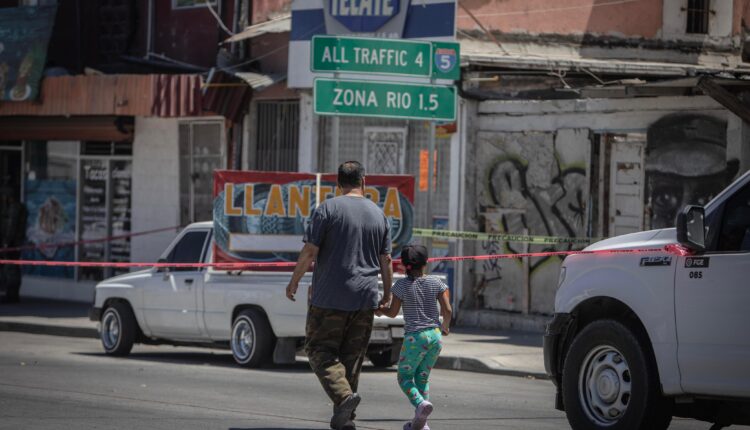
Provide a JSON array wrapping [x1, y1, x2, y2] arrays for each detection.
[[234, 72, 285, 91], [0, 116, 133, 141], [223, 15, 291, 44], [460, 39, 750, 78], [0, 74, 202, 118], [579, 76, 750, 124]]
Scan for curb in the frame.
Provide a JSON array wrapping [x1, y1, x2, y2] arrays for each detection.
[[0, 321, 98, 339], [0, 321, 548, 380], [435, 355, 548, 380]]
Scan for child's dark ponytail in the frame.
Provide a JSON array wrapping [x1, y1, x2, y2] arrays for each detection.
[[401, 244, 429, 280]]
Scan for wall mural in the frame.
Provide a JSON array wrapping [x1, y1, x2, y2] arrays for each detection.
[[474, 131, 588, 314], [646, 114, 739, 229]]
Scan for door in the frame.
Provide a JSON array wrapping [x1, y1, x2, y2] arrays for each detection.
[[675, 182, 750, 397], [142, 230, 208, 339], [78, 156, 133, 281], [0, 148, 23, 202], [609, 139, 645, 236]]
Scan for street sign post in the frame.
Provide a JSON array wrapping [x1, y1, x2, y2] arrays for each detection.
[[314, 78, 457, 121], [311, 36, 460, 80]]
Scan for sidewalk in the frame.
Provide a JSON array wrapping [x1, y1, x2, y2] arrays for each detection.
[[0, 298, 547, 379]]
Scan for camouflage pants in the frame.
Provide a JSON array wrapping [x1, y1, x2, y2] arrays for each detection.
[[305, 305, 375, 406]]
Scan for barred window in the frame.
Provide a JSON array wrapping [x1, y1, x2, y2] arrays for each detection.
[[255, 100, 299, 172], [686, 0, 710, 34]]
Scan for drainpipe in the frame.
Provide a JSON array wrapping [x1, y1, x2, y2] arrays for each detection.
[[146, 0, 154, 56]]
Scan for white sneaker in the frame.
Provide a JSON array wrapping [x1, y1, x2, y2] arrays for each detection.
[[411, 400, 433, 430]]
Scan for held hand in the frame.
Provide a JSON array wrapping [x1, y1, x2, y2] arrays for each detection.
[[378, 293, 391, 309], [285, 282, 298, 301]]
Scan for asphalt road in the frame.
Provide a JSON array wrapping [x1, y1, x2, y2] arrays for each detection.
[[0, 332, 721, 430]]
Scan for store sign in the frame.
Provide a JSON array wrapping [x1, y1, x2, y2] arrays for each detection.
[[314, 78, 456, 121], [0, 6, 57, 101], [329, 0, 401, 32], [311, 36, 460, 80], [212, 170, 415, 264]]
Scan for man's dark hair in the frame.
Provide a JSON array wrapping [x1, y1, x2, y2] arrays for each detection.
[[338, 161, 365, 188]]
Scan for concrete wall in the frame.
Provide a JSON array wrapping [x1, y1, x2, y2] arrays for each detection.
[[465, 95, 744, 316], [131, 117, 182, 264]]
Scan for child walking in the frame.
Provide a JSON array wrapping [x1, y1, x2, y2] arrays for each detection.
[[377, 244, 452, 430]]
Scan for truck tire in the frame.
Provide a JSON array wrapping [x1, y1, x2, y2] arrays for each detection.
[[561, 319, 672, 430], [368, 339, 403, 368], [100, 302, 136, 356], [231, 309, 274, 368]]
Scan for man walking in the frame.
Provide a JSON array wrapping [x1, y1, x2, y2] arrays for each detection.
[[0, 186, 27, 304], [286, 161, 393, 430]]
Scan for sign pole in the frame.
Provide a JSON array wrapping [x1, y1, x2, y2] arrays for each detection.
[[425, 120, 435, 252]]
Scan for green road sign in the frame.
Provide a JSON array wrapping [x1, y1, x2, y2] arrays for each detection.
[[311, 36, 460, 80], [314, 78, 456, 121]]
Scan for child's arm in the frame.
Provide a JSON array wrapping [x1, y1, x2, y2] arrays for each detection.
[[377, 296, 402, 318], [438, 289, 453, 335]]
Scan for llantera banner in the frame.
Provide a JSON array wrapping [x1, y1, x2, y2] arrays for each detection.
[[212, 170, 415, 264]]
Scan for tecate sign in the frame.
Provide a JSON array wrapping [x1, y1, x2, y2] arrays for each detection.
[[329, 0, 401, 32], [288, 0, 456, 88]]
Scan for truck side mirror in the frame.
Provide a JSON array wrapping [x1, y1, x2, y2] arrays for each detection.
[[676, 205, 706, 252], [156, 258, 169, 273]]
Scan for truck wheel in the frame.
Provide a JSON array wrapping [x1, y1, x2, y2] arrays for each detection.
[[368, 350, 396, 368], [231, 309, 273, 368], [562, 319, 672, 430], [100, 302, 136, 356], [368, 338, 403, 368]]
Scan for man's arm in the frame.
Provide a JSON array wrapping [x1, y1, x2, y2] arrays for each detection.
[[286, 243, 319, 301], [378, 253, 393, 307]]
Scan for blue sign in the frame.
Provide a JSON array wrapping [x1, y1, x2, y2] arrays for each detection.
[[0, 6, 57, 101], [328, 0, 401, 32], [434, 47, 457, 73]]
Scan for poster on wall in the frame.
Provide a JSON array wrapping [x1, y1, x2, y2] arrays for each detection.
[[0, 6, 57, 101], [21, 179, 76, 278], [109, 160, 132, 275], [78, 160, 108, 280], [212, 170, 415, 264]]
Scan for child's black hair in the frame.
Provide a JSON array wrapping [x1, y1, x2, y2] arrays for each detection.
[[401, 244, 429, 279]]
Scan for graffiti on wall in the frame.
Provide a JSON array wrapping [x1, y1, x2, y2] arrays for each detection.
[[646, 114, 739, 229], [474, 131, 588, 313]]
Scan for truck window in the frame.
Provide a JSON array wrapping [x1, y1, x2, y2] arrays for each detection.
[[167, 231, 208, 271], [717, 184, 750, 252]]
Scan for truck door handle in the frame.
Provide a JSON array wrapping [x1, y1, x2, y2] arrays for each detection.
[[184, 278, 194, 285]]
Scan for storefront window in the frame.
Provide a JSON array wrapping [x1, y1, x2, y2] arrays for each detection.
[[22, 141, 78, 278], [20, 140, 132, 281]]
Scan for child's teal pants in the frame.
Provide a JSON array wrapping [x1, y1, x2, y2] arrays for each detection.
[[397, 327, 443, 407]]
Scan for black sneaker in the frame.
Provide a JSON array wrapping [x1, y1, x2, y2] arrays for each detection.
[[330, 394, 361, 430]]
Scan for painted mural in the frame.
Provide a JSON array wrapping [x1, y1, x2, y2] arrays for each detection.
[[645, 114, 739, 229], [473, 130, 588, 314]]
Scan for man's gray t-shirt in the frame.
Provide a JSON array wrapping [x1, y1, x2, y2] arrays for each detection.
[[304, 196, 391, 311]]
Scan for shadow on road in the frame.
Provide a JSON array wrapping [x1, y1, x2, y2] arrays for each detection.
[[73, 351, 398, 373]]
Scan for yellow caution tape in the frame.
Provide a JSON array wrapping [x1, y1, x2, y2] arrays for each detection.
[[412, 228, 600, 245]]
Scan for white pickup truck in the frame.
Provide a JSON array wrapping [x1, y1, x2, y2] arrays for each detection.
[[544, 170, 750, 430], [90, 222, 405, 368]]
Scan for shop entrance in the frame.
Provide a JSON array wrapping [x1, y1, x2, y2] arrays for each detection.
[[78, 155, 132, 281], [0, 144, 23, 201]]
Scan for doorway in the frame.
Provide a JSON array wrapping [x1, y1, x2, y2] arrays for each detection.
[[0, 144, 23, 202]]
